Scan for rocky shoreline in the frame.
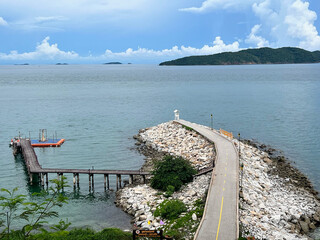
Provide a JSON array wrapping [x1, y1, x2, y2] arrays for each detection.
[[116, 121, 320, 240], [235, 139, 320, 239], [116, 122, 215, 239]]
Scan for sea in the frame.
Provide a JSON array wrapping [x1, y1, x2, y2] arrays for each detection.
[[0, 64, 319, 233]]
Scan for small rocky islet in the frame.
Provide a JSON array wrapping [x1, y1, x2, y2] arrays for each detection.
[[116, 121, 320, 239]]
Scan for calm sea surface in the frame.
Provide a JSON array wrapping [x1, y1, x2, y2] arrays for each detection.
[[0, 64, 319, 230]]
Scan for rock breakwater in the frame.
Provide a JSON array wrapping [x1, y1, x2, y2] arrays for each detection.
[[116, 121, 215, 239], [236, 140, 320, 239]]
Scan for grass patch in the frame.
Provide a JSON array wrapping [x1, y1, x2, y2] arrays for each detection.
[[154, 200, 187, 220], [182, 125, 194, 131], [159, 199, 205, 240]]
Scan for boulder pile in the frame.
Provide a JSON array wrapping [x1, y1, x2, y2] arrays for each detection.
[[235, 140, 320, 239]]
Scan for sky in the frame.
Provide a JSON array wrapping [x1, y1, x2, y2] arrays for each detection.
[[0, 0, 319, 64]]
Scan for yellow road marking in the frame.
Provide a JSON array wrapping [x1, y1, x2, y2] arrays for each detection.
[[223, 188, 225, 191], [216, 196, 224, 240], [224, 173, 226, 177], [225, 167, 227, 171]]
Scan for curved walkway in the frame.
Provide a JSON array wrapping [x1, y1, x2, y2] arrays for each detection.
[[174, 119, 239, 240]]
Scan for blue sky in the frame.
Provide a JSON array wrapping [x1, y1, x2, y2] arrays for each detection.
[[0, 0, 319, 64]]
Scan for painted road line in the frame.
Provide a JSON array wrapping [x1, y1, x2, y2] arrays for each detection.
[[215, 196, 224, 240]]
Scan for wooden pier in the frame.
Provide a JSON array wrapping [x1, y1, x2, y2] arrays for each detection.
[[14, 139, 150, 190]]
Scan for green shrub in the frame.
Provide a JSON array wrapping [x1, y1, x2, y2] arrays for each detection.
[[154, 200, 187, 220], [164, 185, 175, 198], [151, 156, 197, 191]]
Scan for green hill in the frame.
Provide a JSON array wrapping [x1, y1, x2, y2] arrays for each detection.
[[159, 47, 320, 66]]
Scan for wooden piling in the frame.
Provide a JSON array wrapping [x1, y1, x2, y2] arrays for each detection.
[[104, 174, 107, 191], [129, 174, 133, 185], [119, 175, 122, 189], [116, 174, 119, 190], [73, 173, 76, 187], [45, 173, 48, 185], [29, 173, 33, 185], [89, 174, 92, 191], [41, 173, 44, 186], [142, 175, 146, 184], [91, 174, 94, 191]]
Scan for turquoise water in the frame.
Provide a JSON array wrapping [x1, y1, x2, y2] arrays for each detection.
[[0, 64, 319, 230]]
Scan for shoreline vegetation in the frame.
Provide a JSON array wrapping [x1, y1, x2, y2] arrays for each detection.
[[159, 47, 320, 66], [116, 121, 319, 239]]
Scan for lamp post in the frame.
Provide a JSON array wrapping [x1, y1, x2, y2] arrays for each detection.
[[210, 114, 213, 130]]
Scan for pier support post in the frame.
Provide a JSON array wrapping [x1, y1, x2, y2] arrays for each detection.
[[77, 174, 80, 187], [29, 174, 33, 185], [73, 173, 76, 188], [60, 173, 64, 190], [104, 174, 107, 191], [45, 173, 49, 186], [89, 174, 92, 192], [129, 175, 133, 185], [116, 174, 119, 190], [91, 174, 94, 191], [57, 173, 60, 181], [142, 175, 146, 184], [119, 175, 122, 189], [41, 173, 44, 186]]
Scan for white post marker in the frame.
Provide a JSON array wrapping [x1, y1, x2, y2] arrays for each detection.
[[174, 109, 180, 120]]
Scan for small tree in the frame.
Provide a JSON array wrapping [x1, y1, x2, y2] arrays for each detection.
[[151, 155, 196, 192], [0, 176, 69, 238]]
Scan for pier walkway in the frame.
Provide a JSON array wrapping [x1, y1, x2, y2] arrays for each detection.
[[16, 139, 150, 190], [175, 120, 239, 240]]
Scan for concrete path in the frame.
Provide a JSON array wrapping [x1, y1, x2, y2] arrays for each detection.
[[175, 119, 239, 240]]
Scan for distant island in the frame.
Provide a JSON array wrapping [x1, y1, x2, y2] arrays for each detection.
[[56, 63, 68, 65], [14, 63, 29, 65], [159, 47, 320, 66], [104, 62, 122, 65]]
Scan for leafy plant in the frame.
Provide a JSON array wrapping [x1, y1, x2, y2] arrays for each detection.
[[164, 185, 175, 198], [151, 155, 197, 192], [0, 187, 26, 236], [154, 200, 187, 220], [0, 176, 69, 239]]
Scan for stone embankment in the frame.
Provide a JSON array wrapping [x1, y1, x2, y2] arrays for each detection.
[[235, 139, 320, 240], [116, 122, 215, 238], [117, 121, 320, 239]]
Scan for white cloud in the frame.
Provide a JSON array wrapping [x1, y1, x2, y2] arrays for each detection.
[[180, 0, 259, 13], [252, 0, 320, 50], [245, 24, 269, 47], [35, 16, 67, 23], [0, 17, 8, 26], [0, 37, 78, 60], [181, 0, 320, 50], [104, 37, 240, 58], [0, 36, 240, 63]]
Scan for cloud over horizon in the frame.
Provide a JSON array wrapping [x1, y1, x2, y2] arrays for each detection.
[[0, 37, 78, 61], [180, 0, 320, 51], [0, 36, 240, 63]]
